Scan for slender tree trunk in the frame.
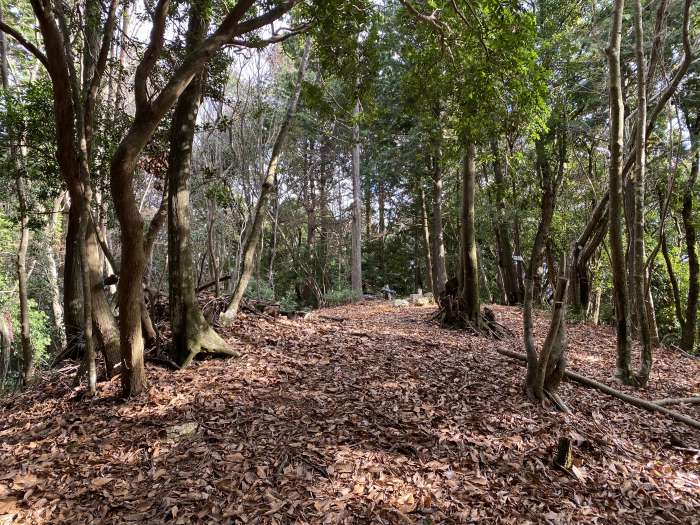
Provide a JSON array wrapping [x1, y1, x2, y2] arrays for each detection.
[[378, 180, 386, 282], [207, 198, 221, 297], [524, 138, 560, 400], [419, 185, 433, 292], [680, 123, 699, 353], [591, 286, 602, 325], [268, 189, 279, 293], [47, 194, 66, 350], [491, 139, 519, 304], [351, 98, 363, 297], [221, 37, 311, 322], [0, 315, 10, 391], [78, 204, 97, 394], [631, 0, 653, 385], [460, 142, 480, 325], [430, 143, 448, 293], [16, 175, 33, 385], [606, 0, 634, 384]]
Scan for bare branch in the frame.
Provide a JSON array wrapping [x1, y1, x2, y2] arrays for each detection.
[[229, 23, 310, 48], [0, 20, 49, 69], [134, 0, 170, 113]]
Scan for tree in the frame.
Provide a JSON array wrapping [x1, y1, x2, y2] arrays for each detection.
[[221, 36, 312, 322]]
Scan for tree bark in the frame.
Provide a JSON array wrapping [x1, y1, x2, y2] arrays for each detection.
[[680, 118, 699, 353], [221, 37, 311, 322], [631, 0, 653, 385], [46, 194, 66, 351], [86, 220, 121, 376], [419, 184, 433, 292], [606, 0, 634, 384], [167, 1, 236, 367], [0, 314, 11, 391], [524, 138, 561, 401], [491, 139, 519, 305], [498, 347, 700, 430], [460, 141, 480, 325], [16, 175, 33, 385], [351, 98, 363, 297], [430, 114, 448, 293]]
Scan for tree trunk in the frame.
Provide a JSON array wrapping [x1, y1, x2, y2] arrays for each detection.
[[591, 286, 602, 325], [78, 205, 97, 394], [221, 37, 311, 322], [491, 139, 519, 305], [46, 194, 66, 351], [64, 198, 84, 351], [631, 0, 653, 385], [167, 3, 234, 367], [524, 137, 560, 400], [606, 0, 634, 384], [16, 175, 33, 385], [460, 141, 480, 325], [207, 198, 221, 297], [680, 121, 699, 353], [86, 220, 121, 376], [419, 184, 433, 292], [351, 97, 363, 298], [430, 135, 448, 293]]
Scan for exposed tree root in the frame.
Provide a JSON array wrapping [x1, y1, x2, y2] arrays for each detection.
[[496, 347, 700, 430], [436, 293, 512, 340], [177, 326, 240, 369], [545, 390, 571, 414]]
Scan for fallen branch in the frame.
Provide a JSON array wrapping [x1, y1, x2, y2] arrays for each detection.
[[669, 344, 700, 360], [653, 397, 700, 407], [315, 315, 346, 323], [496, 347, 700, 430], [196, 275, 232, 293]]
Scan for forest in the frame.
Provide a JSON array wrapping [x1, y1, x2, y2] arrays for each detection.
[[0, 0, 699, 523]]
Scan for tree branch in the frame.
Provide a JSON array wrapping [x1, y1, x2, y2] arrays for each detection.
[[0, 20, 49, 69], [134, 0, 170, 113], [230, 23, 310, 48]]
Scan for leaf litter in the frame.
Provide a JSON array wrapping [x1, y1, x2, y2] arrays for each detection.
[[1, 302, 699, 524]]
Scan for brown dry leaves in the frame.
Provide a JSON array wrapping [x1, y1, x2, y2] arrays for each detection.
[[1, 302, 699, 524]]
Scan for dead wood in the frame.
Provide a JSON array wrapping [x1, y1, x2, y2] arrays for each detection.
[[497, 347, 700, 430], [653, 397, 700, 407], [195, 274, 232, 293]]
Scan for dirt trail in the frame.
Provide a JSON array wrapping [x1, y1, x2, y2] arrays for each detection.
[[1, 302, 699, 524]]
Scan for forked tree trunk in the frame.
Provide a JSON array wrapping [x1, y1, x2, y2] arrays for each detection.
[[525, 258, 569, 403], [221, 38, 311, 323], [524, 137, 561, 401], [605, 0, 635, 385], [167, 2, 235, 367]]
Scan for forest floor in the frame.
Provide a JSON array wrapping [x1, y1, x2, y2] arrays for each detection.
[[1, 302, 699, 524]]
